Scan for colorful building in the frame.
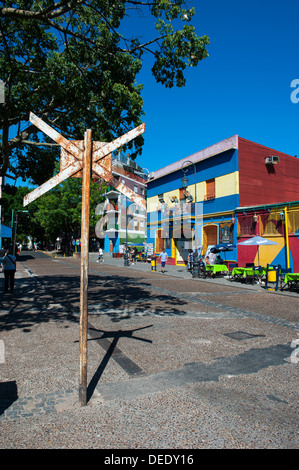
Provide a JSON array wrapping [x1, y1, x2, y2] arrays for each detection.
[[236, 202, 299, 271], [146, 135, 299, 270], [96, 153, 147, 254]]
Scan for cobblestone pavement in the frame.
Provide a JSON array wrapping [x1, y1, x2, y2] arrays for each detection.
[[0, 251, 298, 449]]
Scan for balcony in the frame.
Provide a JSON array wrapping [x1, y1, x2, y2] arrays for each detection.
[[204, 194, 215, 201], [106, 224, 119, 231]]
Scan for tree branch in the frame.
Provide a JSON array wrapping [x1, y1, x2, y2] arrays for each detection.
[[21, 141, 60, 147], [0, 1, 84, 20]]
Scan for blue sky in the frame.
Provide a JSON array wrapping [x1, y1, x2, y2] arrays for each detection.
[[130, 0, 299, 173], [12, 0, 299, 187]]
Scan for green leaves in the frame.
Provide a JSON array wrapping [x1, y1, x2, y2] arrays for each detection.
[[0, 1, 209, 181]]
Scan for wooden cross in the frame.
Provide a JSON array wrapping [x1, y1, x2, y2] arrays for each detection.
[[23, 112, 146, 406], [24, 113, 146, 211]]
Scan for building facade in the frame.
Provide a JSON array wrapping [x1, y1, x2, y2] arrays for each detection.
[[96, 154, 147, 255], [146, 135, 299, 270]]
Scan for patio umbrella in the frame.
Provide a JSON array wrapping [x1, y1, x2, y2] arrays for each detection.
[[210, 243, 236, 253], [210, 243, 236, 260], [238, 236, 279, 265]]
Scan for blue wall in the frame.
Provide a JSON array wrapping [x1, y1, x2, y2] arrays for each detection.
[[147, 149, 238, 198]]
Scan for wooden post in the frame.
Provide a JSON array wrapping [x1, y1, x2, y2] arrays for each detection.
[[79, 129, 92, 406], [23, 113, 146, 406]]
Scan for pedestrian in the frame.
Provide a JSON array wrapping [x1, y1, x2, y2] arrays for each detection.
[[1, 249, 17, 292], [98, 247, 104, 262], [187, 249, 194, 271], [124, 245, 129, 266], [109, 240, 113, 257], [159, 249, 168, 273], [131, 247, 137, 265]]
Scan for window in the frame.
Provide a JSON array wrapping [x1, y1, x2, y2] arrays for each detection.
[[205, 179, 215, 200], [134, 185, 138, 193], [262, 212, 284, 236], [238, 215, 257, 236], [288, 210, 299, 235], [179, 188, 191, 202]]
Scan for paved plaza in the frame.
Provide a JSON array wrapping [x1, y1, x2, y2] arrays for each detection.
[[0, 251, 298, 449]]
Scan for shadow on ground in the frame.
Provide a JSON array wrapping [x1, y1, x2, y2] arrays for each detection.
[[0, 272, 188, 332]]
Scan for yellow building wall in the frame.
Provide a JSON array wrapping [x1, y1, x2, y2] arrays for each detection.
[[215, 172, 239, 198], [147, 171, 239, 209]]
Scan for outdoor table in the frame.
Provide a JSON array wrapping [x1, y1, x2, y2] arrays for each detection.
[[231, 267, 266, 282], [283, 273, 299, 291], [231, 267, 248, 279], [205, 264, 228, 276]]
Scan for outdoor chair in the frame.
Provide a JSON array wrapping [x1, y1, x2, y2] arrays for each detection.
[[279, 268, 292, 290], [245, 265, 261, 284], [198, 261, 207, 278], [228, 262, 238, 280]]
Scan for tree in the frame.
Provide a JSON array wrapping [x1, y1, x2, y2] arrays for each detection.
[[30, 171, 107, 250], [0, 1, 209, 183], [2, 165, 107, 249], [1, 183, 44, 243]]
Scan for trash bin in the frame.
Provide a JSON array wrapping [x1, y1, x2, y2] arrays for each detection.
[[151, 256, 156, 271], [267, 270, 277, 283]]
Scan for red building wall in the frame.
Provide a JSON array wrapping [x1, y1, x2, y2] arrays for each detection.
[[238, 138, 299, 207]]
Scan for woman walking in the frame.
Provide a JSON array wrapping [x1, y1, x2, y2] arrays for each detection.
[[1, 249, 17, 292]]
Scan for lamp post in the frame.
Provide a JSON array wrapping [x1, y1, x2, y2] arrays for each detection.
[[12, 210, 29, 256], [124, 197, 135, 266], [181, 161, 199, 278], [181, 160, 198, 250]]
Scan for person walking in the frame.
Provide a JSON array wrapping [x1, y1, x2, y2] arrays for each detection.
[[98, 247, 104, 262], [1, 249, 17, 292], [159, 249, 168, 273], [131, 247, 137, 265], [187, 249, 194, 271]]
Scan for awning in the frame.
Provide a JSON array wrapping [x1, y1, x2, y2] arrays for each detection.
[[0, 224, 12, 238]]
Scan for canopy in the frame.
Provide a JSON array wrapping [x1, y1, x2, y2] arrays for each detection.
[[0, 224, 12, 239], [238, 236, 279, 246], [211, 243, 236, 253]]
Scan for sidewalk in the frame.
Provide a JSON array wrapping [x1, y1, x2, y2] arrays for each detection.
[[87, 251, 297, 297], [0, 250, 298, 449]]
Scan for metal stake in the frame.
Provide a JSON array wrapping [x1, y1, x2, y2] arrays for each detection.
[[79, 129, 92, 406]]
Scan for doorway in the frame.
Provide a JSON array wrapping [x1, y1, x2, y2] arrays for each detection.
[[155, 228, 166, 253], [203, 224, 218, 255]]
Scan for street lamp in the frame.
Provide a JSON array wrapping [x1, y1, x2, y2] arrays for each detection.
[[181, 160, 198, 249], [181, 173, 189, 189], [124, 198, 135, 266], [12, 209, 29, 256]]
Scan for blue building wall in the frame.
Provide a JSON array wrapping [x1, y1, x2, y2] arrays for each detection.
[[147, 149, 238, 198], [146, 149, 239, 263]]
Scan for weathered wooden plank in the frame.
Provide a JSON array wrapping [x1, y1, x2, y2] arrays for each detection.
[[79, 129, 92, 407], [92, 124, 145, 162], [93, 162, 146, 211], [23, 160, 82, 206], [29, 112, 83, 160]]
